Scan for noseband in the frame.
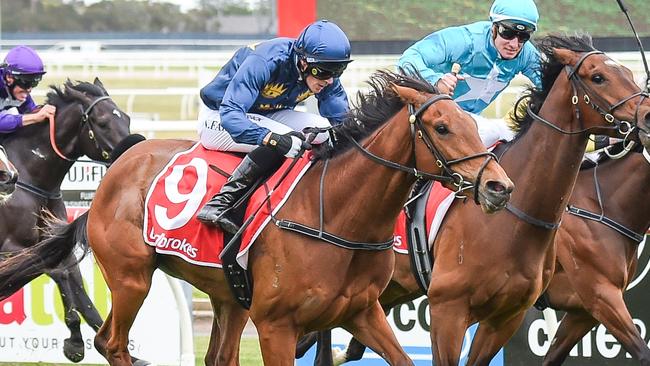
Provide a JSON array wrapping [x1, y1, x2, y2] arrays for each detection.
[[528, 50, 649, 136], [50, 95, 114, 163]]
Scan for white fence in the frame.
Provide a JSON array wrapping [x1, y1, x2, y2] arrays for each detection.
[[28, 49, 650, 136]]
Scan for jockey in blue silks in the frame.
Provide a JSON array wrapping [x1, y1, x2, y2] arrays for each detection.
[[0, 46, 56, 134], [398, 0, 542, 147], [196, 20, 353, 234]]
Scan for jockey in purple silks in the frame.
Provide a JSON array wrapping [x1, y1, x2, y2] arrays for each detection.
[[0, 45, 56, 134]]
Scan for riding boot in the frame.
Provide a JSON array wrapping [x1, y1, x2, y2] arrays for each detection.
[[196, 155, 266, 233]]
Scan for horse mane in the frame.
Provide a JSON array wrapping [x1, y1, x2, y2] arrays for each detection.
[[45, 79, 107, 107], [511, 34, 596, 138], [311, 69, 437, 160]]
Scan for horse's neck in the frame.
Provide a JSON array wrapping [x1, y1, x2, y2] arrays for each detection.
[[299, 109, 416, 243], [6, 109, 77, 191], [504, 74, 589, 226], [584, 153, 650, 236]]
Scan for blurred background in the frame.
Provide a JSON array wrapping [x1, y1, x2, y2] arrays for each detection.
[[1, 0, 649, 141]]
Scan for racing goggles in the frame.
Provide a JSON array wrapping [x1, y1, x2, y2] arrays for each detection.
[[12, 74, 42, 89], [307, 62, 348, 80], [497, 23, 532, 43]]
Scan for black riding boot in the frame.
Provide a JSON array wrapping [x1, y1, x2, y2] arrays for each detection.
[[196, 155, 265, 233]]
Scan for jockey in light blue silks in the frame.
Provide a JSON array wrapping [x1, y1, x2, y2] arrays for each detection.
[[195, 20, 353, 234], [398, 0, 542, 147]]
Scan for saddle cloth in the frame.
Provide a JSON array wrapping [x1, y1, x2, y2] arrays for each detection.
[[143, 142, 312, 269], [393, 181, 456, 253]]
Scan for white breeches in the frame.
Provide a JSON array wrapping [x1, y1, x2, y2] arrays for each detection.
[[469, 112, 515, 147], [196, 103, 332, 153]]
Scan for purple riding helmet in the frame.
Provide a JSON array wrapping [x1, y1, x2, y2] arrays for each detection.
[[2, 46, 46, 89]]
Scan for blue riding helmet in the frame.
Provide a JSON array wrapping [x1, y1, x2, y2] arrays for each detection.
[[489, 0, 539, 32], [3, 46, 46, 76], [294, 20, 352, 78]]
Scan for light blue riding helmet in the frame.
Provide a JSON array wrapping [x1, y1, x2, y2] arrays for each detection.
[[489, 0, 539, 31]]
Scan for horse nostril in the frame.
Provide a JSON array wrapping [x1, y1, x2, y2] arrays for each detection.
[[486, 180, 514, 197]]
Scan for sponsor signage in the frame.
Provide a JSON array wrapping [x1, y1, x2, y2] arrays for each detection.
[[0, 255, 182, 364], [297, 237, 650, 365]]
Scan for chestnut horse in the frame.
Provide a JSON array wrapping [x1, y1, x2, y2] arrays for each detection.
[[0, 145, 18, 200], [0, 79, 131, 362], [299, 34, 650, 366], [0, 71, 514, 365], [300, 142, 650, 366]]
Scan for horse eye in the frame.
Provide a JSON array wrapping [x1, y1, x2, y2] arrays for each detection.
[[591, 74, 605, 84], [434, 124, 449, 135]]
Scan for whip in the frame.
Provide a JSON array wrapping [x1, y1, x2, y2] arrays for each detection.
[[616, 0, 650, 92]]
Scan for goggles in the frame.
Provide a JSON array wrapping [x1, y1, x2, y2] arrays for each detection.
[[306, 62, 348, 80], [497, 24, 532, 43], [12, 74, 42, 89]]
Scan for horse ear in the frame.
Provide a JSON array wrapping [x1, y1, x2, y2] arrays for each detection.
[[552, 48, 580, 66], [93, 77, 108, 95], [64, 82, 92, 104], [391, 84, 424, 105]]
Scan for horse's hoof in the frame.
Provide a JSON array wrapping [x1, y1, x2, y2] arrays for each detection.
[[63, 338, 85, 363], [133, 359, 153, 366]]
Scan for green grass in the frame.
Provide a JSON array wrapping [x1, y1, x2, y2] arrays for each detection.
[[0, 335, 262, 366], [194, 336, 263, 365]]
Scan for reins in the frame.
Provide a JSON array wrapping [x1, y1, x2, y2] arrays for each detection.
[[508, 50, 648, 231], [566, 146, 649, 243]]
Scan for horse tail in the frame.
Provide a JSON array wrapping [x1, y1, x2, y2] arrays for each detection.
[[0, 211, 89, 300]]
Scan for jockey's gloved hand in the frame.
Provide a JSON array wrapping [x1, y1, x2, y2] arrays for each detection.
[[265, 131, 311, 158]]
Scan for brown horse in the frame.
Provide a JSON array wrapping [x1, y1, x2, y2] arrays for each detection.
[[541, 138, 650, 365], [301, 141, 650, 366], [298, 34, 650, 366], [0, 71, 513, 366], [0, 145, 18, 201]]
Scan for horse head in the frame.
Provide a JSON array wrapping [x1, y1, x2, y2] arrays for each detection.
[[391, 76, 513, 213], [0, 145, 17, 202], [47, 78, 131, 164], [535, 35, 650, 137]]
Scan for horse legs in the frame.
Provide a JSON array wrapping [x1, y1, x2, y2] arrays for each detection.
[[344, 302, 412, 366], [542, 310, 597, 366], [47, 266, 86, 363], [585, 289, 650, 365], [255, 318, 300, 366], [204, 299, 249, 366], [64, 262, 104, 332], [465, 311, 526, 366], [429, 300, 470, 366]]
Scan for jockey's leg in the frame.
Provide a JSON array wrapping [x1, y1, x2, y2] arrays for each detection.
[[197, 145, 284, 233], [470, 112, 515, 147]]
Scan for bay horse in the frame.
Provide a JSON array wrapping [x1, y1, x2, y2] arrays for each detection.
[[0, 71, 514, 366], [426, 34, 650, 366], [0, 79, 131, 362], [0, 145, 18, 200], [298, 34, 650, 366], [300, 142, 650, 366], [541, 138, 650, 365]]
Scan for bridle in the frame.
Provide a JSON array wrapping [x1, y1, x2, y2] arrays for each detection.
[[527, 50, 648, 136], [510, 50, 649, 230], [50, 95, 114, 163], [337, 93, 499, 203]]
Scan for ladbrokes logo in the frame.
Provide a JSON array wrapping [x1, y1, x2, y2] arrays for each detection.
[[148, 228, 199, 258]]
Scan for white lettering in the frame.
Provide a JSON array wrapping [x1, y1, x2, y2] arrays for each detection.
[[148, 228, 199, 258], [596, 324, 620, 358]]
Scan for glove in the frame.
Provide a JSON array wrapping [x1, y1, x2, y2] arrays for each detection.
[[265, 131, 311, 158]]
